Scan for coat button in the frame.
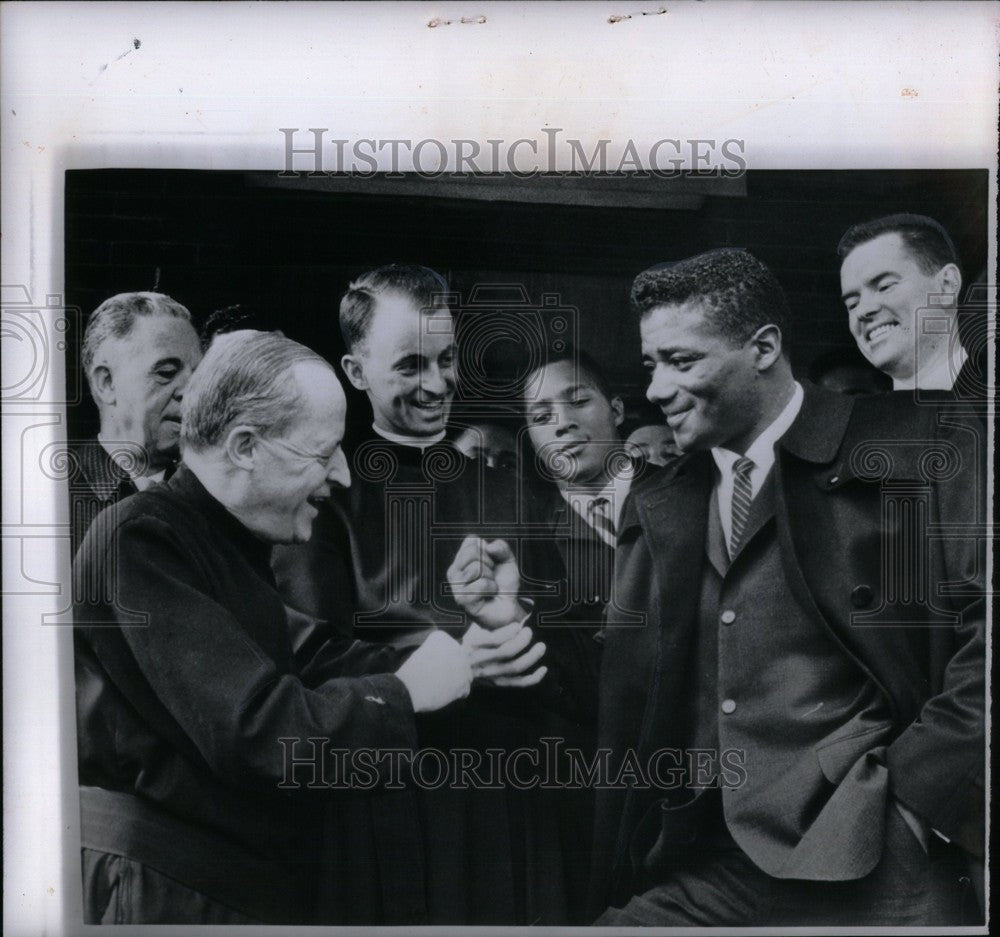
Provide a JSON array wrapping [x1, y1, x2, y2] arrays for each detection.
[[721, 699, 737, 714], [851, 584, 874, 608], [828, 474, 840, 486], [720, 609, 736, 625]]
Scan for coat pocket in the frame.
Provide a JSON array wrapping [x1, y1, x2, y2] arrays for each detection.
[[814, 719, 894, 785]]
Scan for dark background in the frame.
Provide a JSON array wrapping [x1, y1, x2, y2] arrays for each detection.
[[65, 169, 989, 440]]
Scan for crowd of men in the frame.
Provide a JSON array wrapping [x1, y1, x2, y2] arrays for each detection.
[[70, 212, 986, 926]]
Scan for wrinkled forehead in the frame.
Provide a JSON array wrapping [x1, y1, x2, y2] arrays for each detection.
[[640, 299, 724, 346], [104, 313, 201, 362]]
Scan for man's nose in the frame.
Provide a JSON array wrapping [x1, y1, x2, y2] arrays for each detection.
[[422, 363, 450, 396], [327, 449, 351, 488], [173, 365, 196, 400], [646, 367, 677, 405], [853, 289, 881, 321], [553, 403, 577, 434]]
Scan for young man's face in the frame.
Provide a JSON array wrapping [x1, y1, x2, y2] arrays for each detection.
[[839, 232, 954, 382], [247, 362, 351, 544], [343, 292, 457, 437], [96, 314, 203, 470], [525, 359, 624, 487], [641, 300, 764, 455]]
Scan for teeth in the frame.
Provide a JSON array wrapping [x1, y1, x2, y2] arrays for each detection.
[[868, 323, 897, 342]]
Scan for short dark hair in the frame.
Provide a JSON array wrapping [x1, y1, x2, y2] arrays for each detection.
[[522, 345, 615, 409], [837, 213, 960, 275], [630, 248, 792, 347], [339, 264, 449, 351]]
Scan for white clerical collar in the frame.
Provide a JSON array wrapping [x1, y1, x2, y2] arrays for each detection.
[[372, 424, 446, 450], [893, 344, 968, 391], [97, 434, 165, 489], [711, 381, 804, 482]]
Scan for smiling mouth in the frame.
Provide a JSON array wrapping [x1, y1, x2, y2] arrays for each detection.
[[664, 409, 690, 428], [412, 400, 445, 412], [865, 322, 899, 343]]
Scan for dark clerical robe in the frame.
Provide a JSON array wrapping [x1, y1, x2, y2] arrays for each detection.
[[273, 435, 600, 924], [74, 464, 417, 924]]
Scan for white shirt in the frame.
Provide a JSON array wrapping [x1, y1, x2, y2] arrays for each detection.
[[372, 424, 446, 450], [560, 472, 632, 548], [892, 343, 968, 391], [711, 382, 804, 550]]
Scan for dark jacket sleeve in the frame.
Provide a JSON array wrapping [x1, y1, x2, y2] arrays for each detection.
[[84, 514, 419, 791], [884, 414, 986, 855]]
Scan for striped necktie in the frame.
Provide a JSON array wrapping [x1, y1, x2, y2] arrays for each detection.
[[729, 456, 755, 557], [588, 496, 617, 546]]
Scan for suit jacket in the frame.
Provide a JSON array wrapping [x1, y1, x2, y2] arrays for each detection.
[[67, 438, 140, 556], [591, 385, 985, 911]]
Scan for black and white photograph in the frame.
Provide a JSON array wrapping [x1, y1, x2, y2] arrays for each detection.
[[2, 3, 995, 934]]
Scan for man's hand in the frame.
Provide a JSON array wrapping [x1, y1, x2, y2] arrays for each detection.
[[462, 620, 548, 688], [447, 536, 524, 630], [395, 630, 472, 713]]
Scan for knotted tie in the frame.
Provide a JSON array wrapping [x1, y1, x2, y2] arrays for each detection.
[[588, 496, 617, 546], [730, 456, 755, 557]]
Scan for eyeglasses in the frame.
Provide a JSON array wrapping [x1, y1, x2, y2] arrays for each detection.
[[258, 435, 342, 472]]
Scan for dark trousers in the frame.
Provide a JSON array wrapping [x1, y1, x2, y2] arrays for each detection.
[[595, 802, 980, 927], [81, 849, 262, 925]]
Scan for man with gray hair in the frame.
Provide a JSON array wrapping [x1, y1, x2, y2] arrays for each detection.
[[70, 291, 203, 552], [74, 329, 477, 925]]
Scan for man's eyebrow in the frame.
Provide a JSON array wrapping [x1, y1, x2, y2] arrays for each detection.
[[841, 269, 895, 302], [150, 356, 183, 369], [525, 394, 553, 411], [392, 352, 423, 367]]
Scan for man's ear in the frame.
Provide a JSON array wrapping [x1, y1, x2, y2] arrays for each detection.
[[937, 263, 962, 302], [749, 324, 783, 372], [340, 353, 368, 392], [91, 365, 115, 407], [223, 425, 258, 471], [610, 395, 625, 428]]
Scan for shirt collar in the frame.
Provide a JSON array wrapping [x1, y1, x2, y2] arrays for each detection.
[[372, 424, 446, 450], [711, 381, 804, 478], [892, 343, 968, 391], [97, 434, 168, 486], [560, 471, 632, 530]]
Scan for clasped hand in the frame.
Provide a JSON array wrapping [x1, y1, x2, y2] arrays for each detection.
[[448, 536, 548, 688]]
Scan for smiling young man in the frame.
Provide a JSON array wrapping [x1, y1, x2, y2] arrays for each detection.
[[522, 349, 634, 615], [272, 264, 587, 925], [589, 248, 984, 926], [73, 329, 477, 925], [838, 214, 969, 391], [71, 292, 203, 552]]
